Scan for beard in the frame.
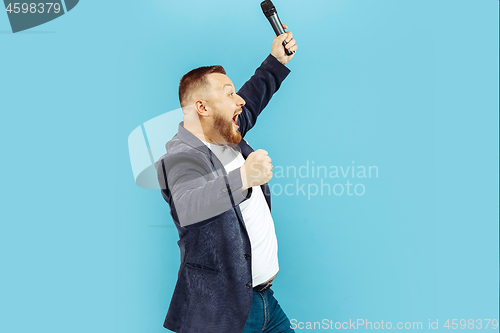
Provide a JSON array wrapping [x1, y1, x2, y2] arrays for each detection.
[[213, 110, 242, 147]]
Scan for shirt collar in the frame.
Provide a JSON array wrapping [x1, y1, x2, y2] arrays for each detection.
[[177, 121, 242, 155]]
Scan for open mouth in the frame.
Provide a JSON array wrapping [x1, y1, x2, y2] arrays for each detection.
[[232, 113, 239, 128]]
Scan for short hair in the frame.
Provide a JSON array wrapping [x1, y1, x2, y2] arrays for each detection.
[[179, 65, 226, 107]]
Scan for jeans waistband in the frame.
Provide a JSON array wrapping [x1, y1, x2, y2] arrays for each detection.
[[253, 279, 274, 292]]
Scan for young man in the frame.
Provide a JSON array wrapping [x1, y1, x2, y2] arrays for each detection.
[[155, 25, 297, 333]]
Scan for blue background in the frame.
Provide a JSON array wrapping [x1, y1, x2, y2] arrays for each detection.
[[1, 0, 498, 332]]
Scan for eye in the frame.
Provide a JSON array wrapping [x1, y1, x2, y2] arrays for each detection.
[[229, 92, 234, 97]]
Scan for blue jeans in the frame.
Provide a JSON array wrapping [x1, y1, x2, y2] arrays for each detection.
[[242, 288, 295, 333]]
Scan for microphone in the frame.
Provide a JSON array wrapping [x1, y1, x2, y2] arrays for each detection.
[[260, 0, 295, 56]]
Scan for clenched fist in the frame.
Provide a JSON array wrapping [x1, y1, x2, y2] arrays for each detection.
[[240, 149, 273, 191]]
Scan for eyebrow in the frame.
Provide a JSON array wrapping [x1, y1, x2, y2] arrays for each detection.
[[222, 83, 234, 90]]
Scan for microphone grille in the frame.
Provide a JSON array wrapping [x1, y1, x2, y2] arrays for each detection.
[[261, 0, 276, 17]]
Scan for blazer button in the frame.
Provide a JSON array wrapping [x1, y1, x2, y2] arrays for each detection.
[[246, 282, 252, 289], [244, 253, 251, 260]]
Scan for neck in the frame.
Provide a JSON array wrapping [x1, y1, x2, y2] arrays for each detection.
[[183, 114, 222, 144]]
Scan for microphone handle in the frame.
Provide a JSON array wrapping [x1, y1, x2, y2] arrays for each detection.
[[267, 13, 295, 56]]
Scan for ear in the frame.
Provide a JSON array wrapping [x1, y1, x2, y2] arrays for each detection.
[[194, 99, 210, 118]]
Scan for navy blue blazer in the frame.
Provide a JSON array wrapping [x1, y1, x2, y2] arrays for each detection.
[[155, 54, 290, 333]]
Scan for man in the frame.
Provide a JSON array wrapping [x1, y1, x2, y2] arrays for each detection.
[[155, 25, 297, 333]]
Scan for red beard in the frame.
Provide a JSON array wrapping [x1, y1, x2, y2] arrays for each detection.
[[213, 111, 242, 146]]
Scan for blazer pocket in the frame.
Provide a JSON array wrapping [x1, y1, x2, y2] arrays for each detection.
[[185, 262, 218, 273]]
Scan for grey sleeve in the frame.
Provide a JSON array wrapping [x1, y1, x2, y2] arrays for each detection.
[[158, 153, 250, 227]]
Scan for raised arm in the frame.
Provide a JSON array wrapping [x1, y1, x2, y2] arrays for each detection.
[[236, 25, 297, 137]]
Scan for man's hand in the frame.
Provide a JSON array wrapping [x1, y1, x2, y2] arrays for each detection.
[[241, 149, 273, 191], [271, 24, 297, 66]]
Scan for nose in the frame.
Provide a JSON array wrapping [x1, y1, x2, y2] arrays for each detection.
[[237, 94, 246, 106]]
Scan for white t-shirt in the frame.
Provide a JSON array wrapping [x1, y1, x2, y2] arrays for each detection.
[[201, 141, 279, 286]]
